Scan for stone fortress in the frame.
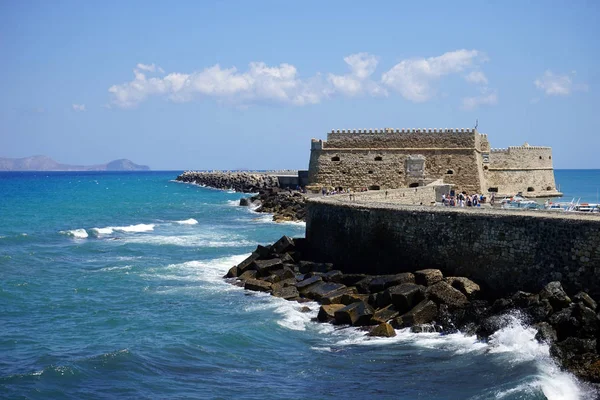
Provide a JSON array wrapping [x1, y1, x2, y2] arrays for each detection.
[[308, 128, 562, 198]]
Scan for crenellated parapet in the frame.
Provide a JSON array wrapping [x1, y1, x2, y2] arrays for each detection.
[[329, 128, 478, 134]]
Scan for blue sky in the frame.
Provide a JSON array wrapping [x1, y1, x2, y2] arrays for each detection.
[[1, 0, 598, 170]]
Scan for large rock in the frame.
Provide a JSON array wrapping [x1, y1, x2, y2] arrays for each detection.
[[426, 281, 469, 308], [225, 265, 239, 278], [271, 278, 297, 292], [252, 258, 283, 276], [382, 283, 426, 313], [573, 292, 597, 311], [340, 293, 369, 306], [271, 235, 295, 254], [445, 277, 480, 299], [511, 291, 540, 308], [369, 273, 415, 293], [400, 300, 438, 326], [371, 305, 400, 324], [301, 282, 347, 301], [239, 197, 250, 206], [244, 279, 272, 293], [236, 252, 260, 273], [334, 301, 375, 326], [318, 304, 345, 323], [295, 275, 323, 291], [320, 287, 358, 305], [414, 269, 443, 286], [297, 261, 333, 274], [539, 281, 572, 310], [534, 322, 558, 344], [322, 270, 344, 283], [238, 270, 258, 281], [354, 277, 374, 294], [369, 322, 396, 337], [339, 274, 369, 287], [273, 286, 299, 300]]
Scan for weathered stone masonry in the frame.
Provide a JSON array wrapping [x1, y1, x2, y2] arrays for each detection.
[[308, 128, 561, 197], [306, 198, 600, 299]]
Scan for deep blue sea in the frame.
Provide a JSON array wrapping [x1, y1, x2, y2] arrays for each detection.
[[1, 170, 598, 400]]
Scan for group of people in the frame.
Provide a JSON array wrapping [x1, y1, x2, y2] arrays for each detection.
[[321, 187, 366, 196], [441, 192, 488, 207]]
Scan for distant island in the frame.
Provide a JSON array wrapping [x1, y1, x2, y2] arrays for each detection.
[[0, 155, 150, 171]]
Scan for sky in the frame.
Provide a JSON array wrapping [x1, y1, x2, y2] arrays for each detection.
[[1, 0, 599, 170]]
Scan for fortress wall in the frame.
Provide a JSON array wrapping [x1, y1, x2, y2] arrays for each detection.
[[308, 148, 483, 193], [489, 147, 554, 169], [325, 131, 477, 149], [306, 198, 600, 299], [485, 169, 559, 195]]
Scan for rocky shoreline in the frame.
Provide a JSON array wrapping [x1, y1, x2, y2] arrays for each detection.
[[225, 235, 600, 386], [176, 171, 307, 222], [176, 171, 280, 193]]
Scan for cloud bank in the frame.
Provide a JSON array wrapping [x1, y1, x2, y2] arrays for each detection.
[[534, 70, 588, 96], [109, 49, 495, 109]]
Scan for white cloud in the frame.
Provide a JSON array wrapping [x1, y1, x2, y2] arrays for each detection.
[[327, 52, 386, 96], [381, 49, 483, 102], [72, 104, 86, 112], [461, 89, 498, 110], [465, 71, 488, 85], [534, 70, 588, 96], [108, 50, 493, 109]]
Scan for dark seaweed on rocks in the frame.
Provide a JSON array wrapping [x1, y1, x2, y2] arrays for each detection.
[[225, 235, 600, 385]]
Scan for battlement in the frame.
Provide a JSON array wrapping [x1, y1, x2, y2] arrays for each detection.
[[329, 128, 477, 134], [491, 145, 552, 153]]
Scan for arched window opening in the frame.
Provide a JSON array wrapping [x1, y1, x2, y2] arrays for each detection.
[[446, 169, 454, 175], [549, 156, 552, 159], [409, 183, 419, 188], [368, 170, 373, 174], [539, 156, 542, 159], [483, 166, 489, 170], [374, 156, 383, 161], [331, 156, 340, 161], [546, 186, 552, 191], [488, 187, 499, 193], [369, 185, 380, 191], [527, 187, 535, 192]]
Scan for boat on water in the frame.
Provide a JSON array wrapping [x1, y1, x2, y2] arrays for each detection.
[[546, 198, 600, 213], [500, 193, 540, 210]]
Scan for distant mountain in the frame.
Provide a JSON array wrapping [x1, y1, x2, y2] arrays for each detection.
[[0, 156, 150, 171]]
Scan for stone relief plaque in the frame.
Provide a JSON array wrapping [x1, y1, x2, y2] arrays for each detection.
[[406, 155, 425, 177]]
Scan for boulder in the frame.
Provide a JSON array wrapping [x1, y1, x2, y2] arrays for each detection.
[[340, 293, 369, 306], [400, 300, 438, 327], [534, 322, 558, 344], [371, 305, 400, 325], [354, 277, 374, 294], [279, 253, 295, 264], [525, 299, 553, 324], [477, 314, 512, 338], [297, 261, 333, 274], [539, 281, 571, 311], [263, 274, 281, 284], [252, 258, 283, 276], [322, 270, 344, 283], [382, 284, 426, 313], [414, 269, 443, 286], [549, 305, 580, 340], [511, 291, 540, 308], [320, 287, 358, 305], [271, 278, 297, 292], [426, 281, 469, 308], [273, 286, 299, 300], [236, 252, 260, 273], [301, 282, 347, 301], [339, 274, 369, 287], [271, 235, 295, 254], [551, 337, 597, 359], [272, 266, 296, 281], [491, 298, 514, 313], [225, 265, 239, 278], [445, 277, 480, 299], [573, 302, 600, 339], [295, 275, 323, 291], [254, 245, 273, 259], [238, 270, 258, 281], [369, 322, 396, 337], [318, 304, 345, 323], [334, 301, 375, 326], [244, 279, 272, 293], [573, 292, 597, 311], [410, 324, 437, 333], [369, 273, 415, 293], [239, 197, 250, 206]]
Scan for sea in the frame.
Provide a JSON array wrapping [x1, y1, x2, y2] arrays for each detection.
[[0, 169, 599, 400]]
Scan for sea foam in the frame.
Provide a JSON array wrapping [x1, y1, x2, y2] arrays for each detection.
[[175, 218, 198, 225], [59, 229, 89, 239]]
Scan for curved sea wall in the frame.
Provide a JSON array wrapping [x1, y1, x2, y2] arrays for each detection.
[[306, 198, 600, 299], [176, 171, 280, 193]]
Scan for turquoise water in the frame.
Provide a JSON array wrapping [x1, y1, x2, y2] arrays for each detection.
[[0, 171, 597, 399], [555, 169, 600, 203]]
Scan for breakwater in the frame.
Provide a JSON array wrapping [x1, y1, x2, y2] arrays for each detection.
[[306, 197, 600, 300], [176, 171, 282, 192]]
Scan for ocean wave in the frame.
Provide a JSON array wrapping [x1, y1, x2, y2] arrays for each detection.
[[119, 234, 256, 248], [90, 224, 155, 236], [59, 228, 89, 239], [175, 218, 198, 225]]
